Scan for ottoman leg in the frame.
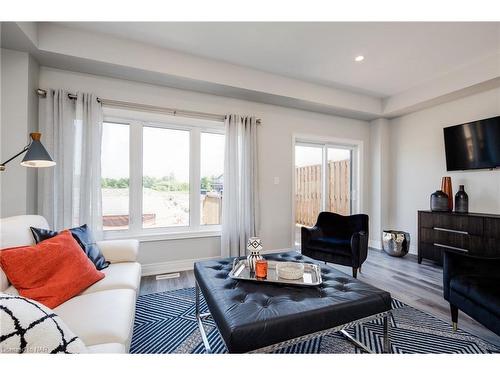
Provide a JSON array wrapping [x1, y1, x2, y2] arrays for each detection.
[[450, 304, 458, 332], [340, 329, 372, 353], [383, 314, 391, 353], [196, 282, 212, 353]]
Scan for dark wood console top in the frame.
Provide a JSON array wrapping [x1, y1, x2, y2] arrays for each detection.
[[418, 210, 500, 219]]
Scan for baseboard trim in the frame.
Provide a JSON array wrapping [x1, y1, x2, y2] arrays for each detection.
[[141, 256, 219, 276], [369, 239, 382, 250], [409, 244, 418, 255], [369, 239, 417, 254]]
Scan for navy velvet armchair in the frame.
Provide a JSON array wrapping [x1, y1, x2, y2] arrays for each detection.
[[301, 212, 369, 278], [443, 250, 500, 335]]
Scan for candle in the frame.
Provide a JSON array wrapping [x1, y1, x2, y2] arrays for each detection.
[[255, 259, 268, 278]]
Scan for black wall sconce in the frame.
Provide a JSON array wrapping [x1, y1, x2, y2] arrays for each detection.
[[0, 132, 56, 172]]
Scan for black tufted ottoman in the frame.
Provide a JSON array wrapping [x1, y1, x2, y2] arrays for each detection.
[[194, 251, 392, 353]]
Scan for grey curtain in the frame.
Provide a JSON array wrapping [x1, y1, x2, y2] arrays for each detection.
[[38, 89, 103, 237], [221, 114, 260, 257]]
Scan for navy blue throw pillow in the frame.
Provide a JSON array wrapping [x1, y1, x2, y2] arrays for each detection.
[[30, 224, 110, 270]]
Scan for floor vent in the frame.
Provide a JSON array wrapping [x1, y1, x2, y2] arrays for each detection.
[[155, 272, 181, 280]]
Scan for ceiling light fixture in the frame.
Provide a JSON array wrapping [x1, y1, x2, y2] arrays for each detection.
[[354, 55, 365, 62]]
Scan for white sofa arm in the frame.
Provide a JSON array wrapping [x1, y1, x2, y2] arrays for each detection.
[[97, 239, 139, 264]]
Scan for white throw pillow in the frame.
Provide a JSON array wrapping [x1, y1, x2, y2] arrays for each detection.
[[0, 293, 87, 354]]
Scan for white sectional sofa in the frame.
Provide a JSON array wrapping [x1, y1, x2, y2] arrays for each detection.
[[0, 215, 141, 353]]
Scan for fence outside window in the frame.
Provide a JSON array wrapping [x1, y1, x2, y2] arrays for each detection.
[[295, 159, 350, 227]]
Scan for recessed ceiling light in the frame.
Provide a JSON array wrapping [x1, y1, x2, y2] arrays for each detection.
[[354, 55, 365, 62]]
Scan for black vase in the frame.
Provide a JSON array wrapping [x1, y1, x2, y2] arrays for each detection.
[[455, 185, 469, 213], [430, 190, 449, 212]]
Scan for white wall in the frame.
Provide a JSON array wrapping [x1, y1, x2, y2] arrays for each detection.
[[26, 54, 39, 213], [38, 67, 372, 269], [369, 118, 390, 249], [387, 87, 500, 254], [0, 49, 39, 217]]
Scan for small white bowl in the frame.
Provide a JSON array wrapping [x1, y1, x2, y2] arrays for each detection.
[[276, 262, 305, 280]]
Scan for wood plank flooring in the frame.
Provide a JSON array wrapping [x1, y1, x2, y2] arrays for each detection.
[[140, 248, 500, 347]]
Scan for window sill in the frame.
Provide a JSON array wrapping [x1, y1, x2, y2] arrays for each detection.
[[103, 229, 221, 242]]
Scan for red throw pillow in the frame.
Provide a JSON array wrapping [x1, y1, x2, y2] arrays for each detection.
[[0, 230, 104, 308]]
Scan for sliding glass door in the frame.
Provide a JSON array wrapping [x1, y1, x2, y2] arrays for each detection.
[[294, 141, 357, 246], [326, 146, 352, 216], [294, 144, 324, 240]]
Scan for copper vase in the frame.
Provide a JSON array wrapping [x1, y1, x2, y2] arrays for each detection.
[[441, 177, 453, 211]]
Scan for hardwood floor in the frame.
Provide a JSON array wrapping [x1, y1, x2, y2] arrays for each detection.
[[140, 248, 500, 347]]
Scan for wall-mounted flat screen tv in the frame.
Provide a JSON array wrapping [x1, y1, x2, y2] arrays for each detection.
[[443, 115, 500, 171]]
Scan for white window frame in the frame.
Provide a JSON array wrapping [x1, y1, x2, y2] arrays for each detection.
[[101, 107, 224, 241], [291, 133, 364, 247]]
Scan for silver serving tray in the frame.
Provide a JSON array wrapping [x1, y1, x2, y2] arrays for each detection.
[[229, 259, 322, 287]]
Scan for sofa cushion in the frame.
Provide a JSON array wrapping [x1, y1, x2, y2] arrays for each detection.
[[0, 215, 49, 292], [4, 263, 142, 297], [450, 275, 500, 316], [0, 293, 87, 354], [30, 225, 110, 270], [0, 215, 49, 249], [96, 239, 139, 264], [0, 231, 104, 309], [80, 262, 141, 295], [54, 289, 136, 347], [3, 285, 18, 296]]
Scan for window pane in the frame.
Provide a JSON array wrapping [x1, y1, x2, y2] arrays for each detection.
[[101, 122, 130, 231], [294, 144, 323, 245], [327, 147, 351, 215], [143, 126, 190, 228], [200, 132, 224, 225]]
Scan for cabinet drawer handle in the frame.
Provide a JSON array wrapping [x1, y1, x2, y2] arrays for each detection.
[[434, 243, 469, 253], [433, 227, 469, 235]]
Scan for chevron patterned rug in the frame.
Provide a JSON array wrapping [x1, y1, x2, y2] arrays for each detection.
[[130, 287, 499, 354]]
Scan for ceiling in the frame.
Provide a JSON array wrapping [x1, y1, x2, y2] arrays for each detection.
[[58, 22, 500, 98]]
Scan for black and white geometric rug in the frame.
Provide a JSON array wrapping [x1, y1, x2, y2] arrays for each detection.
[[130, 287, 499, 354]]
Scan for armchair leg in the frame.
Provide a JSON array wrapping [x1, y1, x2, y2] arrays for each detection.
[[352, 267, 357, 278], [450, 304, 458, 332]]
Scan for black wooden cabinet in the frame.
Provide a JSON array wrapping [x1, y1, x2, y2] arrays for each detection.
[[418, 210, 500, 265]]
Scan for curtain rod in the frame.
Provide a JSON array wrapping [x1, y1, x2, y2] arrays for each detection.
[[36, 89, 261, 125]]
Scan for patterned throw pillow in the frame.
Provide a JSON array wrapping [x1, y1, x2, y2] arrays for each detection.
[[0, 293, 87, 354]]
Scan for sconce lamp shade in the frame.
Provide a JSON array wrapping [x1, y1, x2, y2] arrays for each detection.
[[20, 133, 56, 168]]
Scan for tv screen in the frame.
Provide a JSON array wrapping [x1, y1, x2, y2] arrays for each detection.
[[443, 116, 500, 171]]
